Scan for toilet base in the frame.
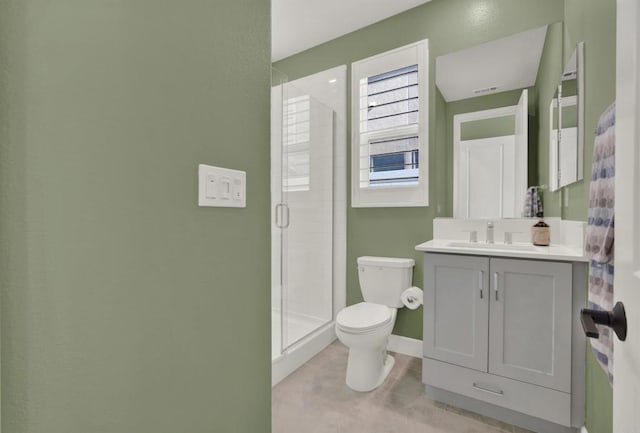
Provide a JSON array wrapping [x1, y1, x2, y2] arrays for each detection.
[[345, 349, 395, 392]]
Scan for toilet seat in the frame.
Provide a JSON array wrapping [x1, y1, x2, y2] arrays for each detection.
[[336, 302, 394, 334]]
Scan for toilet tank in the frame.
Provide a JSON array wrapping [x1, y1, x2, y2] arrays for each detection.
[[357, 256, 415, 308]]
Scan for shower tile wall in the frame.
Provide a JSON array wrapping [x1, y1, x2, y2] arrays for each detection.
[[284, 88, 334, 324]]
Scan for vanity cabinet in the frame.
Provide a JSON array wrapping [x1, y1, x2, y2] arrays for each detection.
[[422, 252, 585, 432]]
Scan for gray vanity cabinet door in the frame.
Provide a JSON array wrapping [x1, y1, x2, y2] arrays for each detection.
[[423, 253, 490, 372], [488, 258, 572, 392]]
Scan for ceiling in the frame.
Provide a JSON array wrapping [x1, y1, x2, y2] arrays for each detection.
[[436, 26, 549, 102], [272, 0, 432, 62]]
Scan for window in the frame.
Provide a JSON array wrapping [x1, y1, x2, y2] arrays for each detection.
[[351, 39, 429, 207]]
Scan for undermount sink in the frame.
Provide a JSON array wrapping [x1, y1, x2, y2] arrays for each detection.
[[446, 241, 537, 252]]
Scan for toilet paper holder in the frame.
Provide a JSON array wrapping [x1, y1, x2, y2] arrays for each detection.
[[401, 287, 424, 310]]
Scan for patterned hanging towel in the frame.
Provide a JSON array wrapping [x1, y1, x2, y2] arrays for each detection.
[[522, 186, 544, 217], [585, 103, 615, 384]]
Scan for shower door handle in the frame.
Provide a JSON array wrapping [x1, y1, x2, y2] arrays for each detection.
[[275, 203, 290, 229]]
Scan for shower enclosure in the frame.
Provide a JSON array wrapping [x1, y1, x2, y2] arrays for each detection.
[[271, 69, 335, 379]]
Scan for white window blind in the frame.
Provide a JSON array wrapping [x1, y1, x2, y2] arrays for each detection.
[[366, 65, 419, 132], [351, 40, 429, 207]]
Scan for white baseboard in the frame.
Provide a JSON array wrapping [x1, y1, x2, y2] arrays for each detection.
[[580, 427, 589, 433], [388, 334, 422, 358]]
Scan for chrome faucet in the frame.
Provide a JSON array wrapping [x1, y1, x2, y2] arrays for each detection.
[[486, 221, 494, 244]]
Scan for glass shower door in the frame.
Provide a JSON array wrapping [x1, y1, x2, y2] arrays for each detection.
[[278, 84, 334, 351], [271, 68, 287, 360]]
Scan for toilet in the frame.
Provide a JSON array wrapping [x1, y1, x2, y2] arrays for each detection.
[[335, 256, 415, 392]]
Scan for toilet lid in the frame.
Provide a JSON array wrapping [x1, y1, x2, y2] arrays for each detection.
[[336, 302, 393, 333]]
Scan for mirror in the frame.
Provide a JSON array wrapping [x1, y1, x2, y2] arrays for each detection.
[[550, 42, 584, 191], [436, 23, 563, 219]]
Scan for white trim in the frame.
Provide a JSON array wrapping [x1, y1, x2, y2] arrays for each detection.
[[454, 104, 518, 124], [580, 426, 589, 433], [499, 143, 505, 213], [351, 39, 429, 208], [387, 334, 423, 358], [550, 95, 578, 191], [550, 97, 559, 191], [575, 41, 585, 182]]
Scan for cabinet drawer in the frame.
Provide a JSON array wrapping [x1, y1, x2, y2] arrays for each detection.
[[422, 358, 571, 426]]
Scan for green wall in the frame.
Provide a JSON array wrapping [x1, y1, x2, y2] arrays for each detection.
[[460, 116, 515, 141], [274, 0, 564, 339], [563, 1, 618, 433], [0, 1, 271, 432], [562, 0, 617, 221], [562, 105, 579, 129]]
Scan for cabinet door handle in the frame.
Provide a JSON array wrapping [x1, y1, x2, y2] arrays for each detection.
[[478, 271, 484, 299], [493, 272, 499, 301], [473, 382, 504, 396]]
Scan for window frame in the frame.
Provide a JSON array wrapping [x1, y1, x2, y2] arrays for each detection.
[[350, 39, 429, 207]]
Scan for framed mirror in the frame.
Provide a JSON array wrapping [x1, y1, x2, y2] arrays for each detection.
[[550, 42, 584, 191], [436, 23, 563, 219]]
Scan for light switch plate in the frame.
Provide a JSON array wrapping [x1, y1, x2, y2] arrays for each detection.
[[198, 164, 246, 208]]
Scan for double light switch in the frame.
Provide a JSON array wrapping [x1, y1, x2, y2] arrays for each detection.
[[199, 164, 246, 208]]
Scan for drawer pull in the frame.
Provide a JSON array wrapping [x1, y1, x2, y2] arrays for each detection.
[[478, 270, 484, 299], [472, 382, 504, 396]]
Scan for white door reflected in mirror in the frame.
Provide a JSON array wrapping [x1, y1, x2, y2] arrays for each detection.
[[453, 89, 528, 219]]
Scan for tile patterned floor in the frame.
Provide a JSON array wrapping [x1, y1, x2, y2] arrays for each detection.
[[272, 342, 534, 433]]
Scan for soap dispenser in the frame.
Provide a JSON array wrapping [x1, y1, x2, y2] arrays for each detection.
[[531, 212, 550, 246]]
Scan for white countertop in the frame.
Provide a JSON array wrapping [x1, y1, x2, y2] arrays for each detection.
[[415, 239, 588, 262]]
